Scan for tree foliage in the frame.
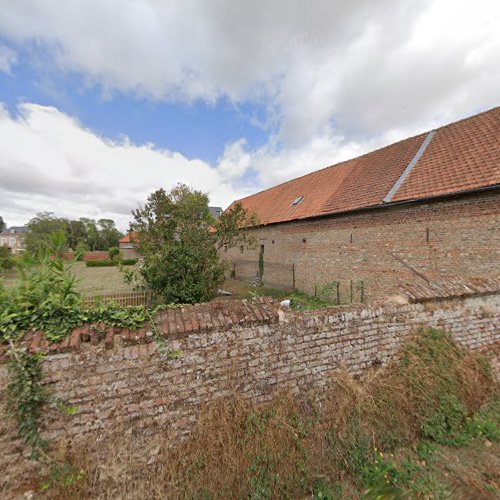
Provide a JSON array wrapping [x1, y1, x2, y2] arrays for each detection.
[[130, 184, 256, 304], [0, 215, 6, 232], [0, 232, 153, 343], [25, 212, 123, 253], [0, 245, 15, 271]]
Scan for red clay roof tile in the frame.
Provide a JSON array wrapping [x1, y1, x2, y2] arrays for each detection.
[[230, 107, 500, 225]]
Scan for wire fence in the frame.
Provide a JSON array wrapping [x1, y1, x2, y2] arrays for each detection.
[[82, 291, 154, 308], [228, 259, 368, 303], [229, 259, 295, 291], [312, 280, 367, 305]]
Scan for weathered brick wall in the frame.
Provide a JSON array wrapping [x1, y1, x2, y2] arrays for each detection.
[[1, 284, 499, 493], [225, 190, 500, 300]]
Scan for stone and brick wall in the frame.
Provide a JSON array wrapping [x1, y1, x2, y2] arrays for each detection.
[[224, 190, 500, 300], [0, 280, 499, 492]]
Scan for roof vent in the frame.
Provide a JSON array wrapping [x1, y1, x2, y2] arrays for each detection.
[[291, 195, 304, 206]]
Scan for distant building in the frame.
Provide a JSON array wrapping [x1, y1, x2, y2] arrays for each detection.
[[209, 206, 223, 219], [0, 226, 27, 255], [118, 232, 139, 259]]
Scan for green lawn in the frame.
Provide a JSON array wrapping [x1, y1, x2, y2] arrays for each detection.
[[70, 261, 136, 296], [1, 262, 135, 296]]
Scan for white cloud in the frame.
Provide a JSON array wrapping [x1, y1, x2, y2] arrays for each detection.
[[0, 0, 498, 146], [0, 103, 256, 230], [0, 0, 499, 228], [0, 45, 16, 74], [0, 102, 393, 230]]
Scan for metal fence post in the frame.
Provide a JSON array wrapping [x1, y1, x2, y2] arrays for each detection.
[[336, 282, 340, 305], [350, 280, 353, 303]]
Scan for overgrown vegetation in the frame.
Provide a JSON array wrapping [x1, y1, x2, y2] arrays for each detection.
[[0, 244, 15, 271], [6, 346, 48, 459], [5, 342, 87, 491], [85, 258, 137, 267], [128, 184, 257, 304], [0, 232, 150, 343], [42, 328, 499, 499]]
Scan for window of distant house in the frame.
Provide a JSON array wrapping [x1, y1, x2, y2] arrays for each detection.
[[240, 245, 244, 254], [292, 195, 304, 206], [9, 238, 15, 246]]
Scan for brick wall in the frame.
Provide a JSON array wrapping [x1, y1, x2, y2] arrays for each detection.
[[1, 280, 499, 491], [224, 190, 500, 301]]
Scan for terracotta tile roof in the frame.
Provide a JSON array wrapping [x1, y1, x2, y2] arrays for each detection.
[[230, 107, 500, 226], [391, 107, 500, 202], [119, 232, 136, 244]]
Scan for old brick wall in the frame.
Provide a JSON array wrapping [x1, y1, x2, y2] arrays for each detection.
[[1, 282, 499, 492], [225, 190, 500, 301]]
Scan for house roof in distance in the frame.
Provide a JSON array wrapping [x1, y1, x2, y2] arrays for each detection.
[[119, 232, 136, 244], [228, 106, 500, 226], [209, 206, 223, 219]]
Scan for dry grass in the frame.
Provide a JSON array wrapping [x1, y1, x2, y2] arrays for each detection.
[[70, 262, 137, 295], [1, 262, 136, 295], [39, 329, 498, 499]]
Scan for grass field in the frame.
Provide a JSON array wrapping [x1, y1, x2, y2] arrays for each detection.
[[3, 264, 306, 303], [2, 262, 137, 296], [70, 262, 136, 295]]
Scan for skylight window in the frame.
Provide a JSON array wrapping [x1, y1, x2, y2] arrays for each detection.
[[291, 195, 304, 206]]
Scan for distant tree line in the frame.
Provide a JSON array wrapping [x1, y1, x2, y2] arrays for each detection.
[[25, 212, 123, 254]]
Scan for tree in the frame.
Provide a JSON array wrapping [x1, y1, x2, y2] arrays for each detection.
[[0, 216, 6, 232], [25, 212, 68, 253], [25, 214, 124, 254], [79, 218, 99, 251], [130, 184, 256, 304], [97, 219, 122, 250], [65, 219, 87, 251]]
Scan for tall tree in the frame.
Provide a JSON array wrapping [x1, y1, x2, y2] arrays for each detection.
[[26, 213, 123, 253], [25, 212, 68, 253], [97, 219, 122, 249], [0, 216, 5, 232], [130, 184, 256, 304], [79, 218, 99, 251]]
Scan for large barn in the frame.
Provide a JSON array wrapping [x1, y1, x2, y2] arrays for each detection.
[[225, 106, 500, 301]]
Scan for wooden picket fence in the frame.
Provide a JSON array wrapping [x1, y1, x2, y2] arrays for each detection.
[[82, 291, 153, 308]]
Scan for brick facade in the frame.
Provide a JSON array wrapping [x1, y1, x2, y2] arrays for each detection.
[[1, 281, 499, 493], [225, 190, 500, 301]]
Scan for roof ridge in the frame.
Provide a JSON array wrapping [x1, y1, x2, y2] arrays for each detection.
[[229, 105, 500, 207]]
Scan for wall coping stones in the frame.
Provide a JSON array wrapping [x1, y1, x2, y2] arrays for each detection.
[[0, 297, 279, 361], [400, 277, 500, 302], [1, 278, 498, 361]]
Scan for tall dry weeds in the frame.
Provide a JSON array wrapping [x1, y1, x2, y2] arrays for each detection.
[[42, 328, 497, 499]]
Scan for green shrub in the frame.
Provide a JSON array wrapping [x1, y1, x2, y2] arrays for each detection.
[[86, 258, 137, 267], [0, 245, 15, 271], [108, 246, 120, 260], [1, 233, 145, 343], [121, 258, 137, 265]]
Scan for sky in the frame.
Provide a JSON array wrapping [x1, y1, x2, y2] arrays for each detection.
[[0, 0, 499, 231]]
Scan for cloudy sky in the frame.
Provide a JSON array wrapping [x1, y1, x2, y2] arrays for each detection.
[[0, 0, 499, 230]]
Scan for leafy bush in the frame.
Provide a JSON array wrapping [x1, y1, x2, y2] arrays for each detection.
[[1, 233, 145, 343], [0, 245, 15, 271], [108, 246, 120, 260], [122, 258, 136, 266], [85, 258, 137, 267], [129, 184, 257, 304]]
